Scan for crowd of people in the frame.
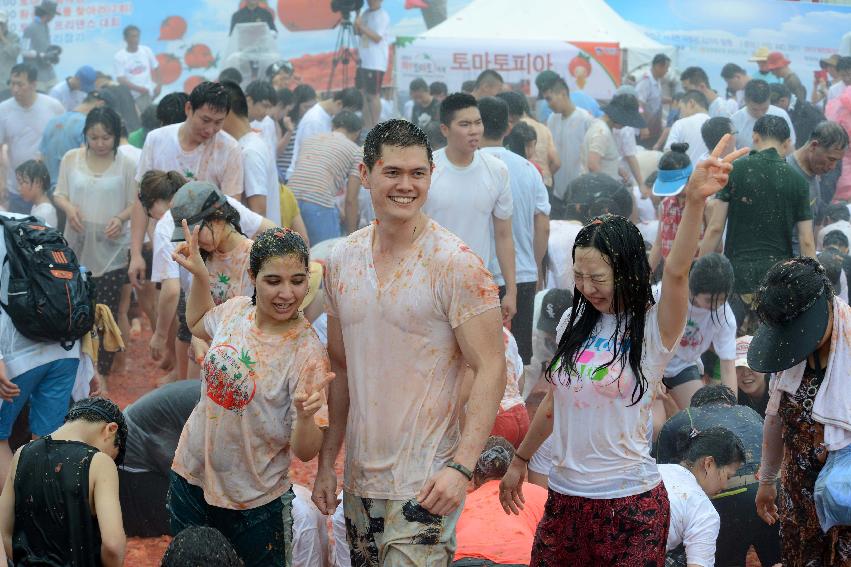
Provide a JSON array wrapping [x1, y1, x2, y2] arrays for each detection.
[[0, 0, 849, 565]]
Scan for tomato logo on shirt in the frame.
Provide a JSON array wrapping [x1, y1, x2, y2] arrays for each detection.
[[203, 343, 257, 413]]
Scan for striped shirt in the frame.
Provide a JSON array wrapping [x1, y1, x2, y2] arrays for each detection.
[[288, 131, 362, 208]]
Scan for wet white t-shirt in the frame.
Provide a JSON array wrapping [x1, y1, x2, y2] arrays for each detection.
[[324, 220, 500, 499], [546, 220, 583, 291], [239, 131, 281, 224], [424, 149, 512, 270], [136, 123, 244, 197], [654, 285, 737, 377], [660, 464, 720, 566], [548, 304, 679, 498]]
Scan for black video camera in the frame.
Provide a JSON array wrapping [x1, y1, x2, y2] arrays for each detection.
[[331, 0, 364, 20]]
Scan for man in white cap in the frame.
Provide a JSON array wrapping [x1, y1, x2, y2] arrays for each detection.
[[0, 11, 20, 88]]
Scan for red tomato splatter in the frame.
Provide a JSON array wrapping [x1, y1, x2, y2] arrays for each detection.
[[184, 44, 216, 70], [158, 16, 187, 41], [153, 53, 182, 85]]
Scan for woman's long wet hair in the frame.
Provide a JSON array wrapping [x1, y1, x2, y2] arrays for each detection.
[[248, 227, 309, 305], [547, 214, 654, 405], [689, 253, 734, 325]]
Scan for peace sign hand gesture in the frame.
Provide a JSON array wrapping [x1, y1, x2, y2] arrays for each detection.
[[171, 219, 208, 278], [295, 371, 335, 420], [683, 133, 750, 202]]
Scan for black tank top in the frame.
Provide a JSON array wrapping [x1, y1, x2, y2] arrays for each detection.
[[13, 436, 102, 567]]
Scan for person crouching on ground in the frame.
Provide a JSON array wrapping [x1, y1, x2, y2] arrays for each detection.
[[0, 397, 128, 566]]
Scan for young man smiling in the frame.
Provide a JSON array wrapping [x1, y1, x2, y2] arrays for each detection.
[[312, 119, 506, 566]]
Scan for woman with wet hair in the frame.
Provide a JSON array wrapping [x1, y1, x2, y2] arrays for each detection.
[[52, 106, 138, 386], [662, 427, 746, 567], [169, 222, 334, 567], [660, 253, 738, 409], [500, 135, 748, 566], [751, 257, 851, 565], [169, 180, 254, 306]]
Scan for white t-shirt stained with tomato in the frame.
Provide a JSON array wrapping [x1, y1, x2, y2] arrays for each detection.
[[548, 304, 679, 498], [172, 297, 330, 509], [324, 220, 501, 500]]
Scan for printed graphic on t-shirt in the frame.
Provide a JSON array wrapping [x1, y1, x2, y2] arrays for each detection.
[[203, 343, 257, 413], [679, 318, 704, 350], [558, 332, 635, 399], [212, 273, 231, 305]]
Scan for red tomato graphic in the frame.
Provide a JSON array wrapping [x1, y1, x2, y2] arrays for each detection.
[[153, 53, 182, 85], [203, 344, 257, 413], [278, 0, 339, 31], [569, 53, 592, 89], [158, 16, 187, 41], [183, 75, 205, 94], [184, 44, 216, 69]]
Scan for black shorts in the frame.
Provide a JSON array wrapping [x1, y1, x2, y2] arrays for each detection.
[[119, 469, 170, 537], [499, 281, 536, 365], [356, 68, 384, 95], [662, 365, 701, 389]]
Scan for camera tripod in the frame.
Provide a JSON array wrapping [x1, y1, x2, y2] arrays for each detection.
[[325, 15, 359, 96]]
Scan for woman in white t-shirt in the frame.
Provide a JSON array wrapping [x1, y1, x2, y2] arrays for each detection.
[[662, 253, 737, 409], [499, 134, 748, 565], [662, 427, 745, 567], [170, 223, 333, 567], [53, 107, 137, 385]]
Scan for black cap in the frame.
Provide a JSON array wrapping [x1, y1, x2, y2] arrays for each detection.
[[602, 93, 646, 129], [747, 258, 832, 374], [537, 289, 572, 335]]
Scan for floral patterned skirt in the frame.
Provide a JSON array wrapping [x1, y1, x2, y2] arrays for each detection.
[[778, 365, 851, 566]]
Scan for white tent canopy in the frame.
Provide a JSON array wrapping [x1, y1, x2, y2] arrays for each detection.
[[421, 0, 674, 73]]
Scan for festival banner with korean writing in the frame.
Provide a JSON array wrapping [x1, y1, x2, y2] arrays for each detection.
[[394, 36, 620, 99]]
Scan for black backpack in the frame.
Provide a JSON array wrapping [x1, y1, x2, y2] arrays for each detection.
[[0, 215, 96, 350]]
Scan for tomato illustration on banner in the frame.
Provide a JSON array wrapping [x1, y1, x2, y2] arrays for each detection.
[[569, 53, 592, 90], [153, 53, 182, 85], [183, 75, 206, 94], [278, 0, 340, 32], [185, 44, 216, 69], [158, 16, 187, 41], [204, 344, 258, 413]]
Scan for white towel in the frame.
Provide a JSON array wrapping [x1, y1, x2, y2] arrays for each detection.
[[766, 296, 851, 451]]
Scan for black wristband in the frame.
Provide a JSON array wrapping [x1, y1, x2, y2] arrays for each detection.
[[514, 453, 530, 464], [446, 461, 473, 481]]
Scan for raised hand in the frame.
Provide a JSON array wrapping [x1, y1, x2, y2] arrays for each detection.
[[294, 372, 335, 420], [171, 219, 208, 278], [684, 133, 750, 201]]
